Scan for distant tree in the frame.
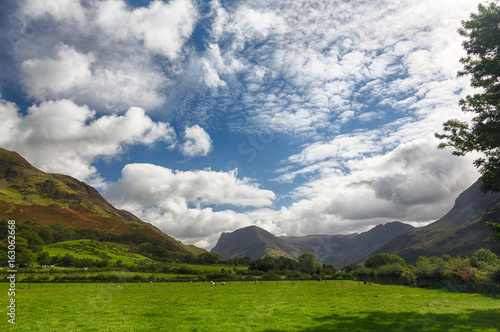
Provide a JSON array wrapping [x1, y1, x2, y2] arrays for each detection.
[[364, 253, 406, 269], [298, 253, 321, 275], [37, 251, 51, 265], [472, 248, 498, 265], [342, 264, 357, 273], [16, 236, 36, 265]]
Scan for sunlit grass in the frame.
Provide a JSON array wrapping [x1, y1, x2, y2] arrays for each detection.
[[2, 280, 499, 331]]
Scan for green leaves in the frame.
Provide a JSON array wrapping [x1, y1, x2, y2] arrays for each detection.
[[437, 2, 500, 193]]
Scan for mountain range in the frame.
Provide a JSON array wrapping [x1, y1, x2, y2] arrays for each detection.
[[212, 179, 500, 267], [211, 222, 416, 267]]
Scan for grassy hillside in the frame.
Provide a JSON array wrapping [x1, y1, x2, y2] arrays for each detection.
[[42, 239, 152, 266]]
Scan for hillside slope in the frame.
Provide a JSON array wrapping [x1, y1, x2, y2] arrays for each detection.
[[0, 148, 198, 254], [377, 179, 500, 262]]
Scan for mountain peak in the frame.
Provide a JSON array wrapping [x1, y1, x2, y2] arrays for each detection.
[[212, 225, 299, 260]]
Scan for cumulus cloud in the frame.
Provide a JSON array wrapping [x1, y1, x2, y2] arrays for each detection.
[[21, 44, 94, 98], [105, 163, 276, 248], [96, 0, 197, 59], [180, 125, 213, 157], [0, 98, 176, 188], [106, 163, 275, 208]]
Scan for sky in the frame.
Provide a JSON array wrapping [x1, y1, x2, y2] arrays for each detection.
[[0, 0, 487, 250]]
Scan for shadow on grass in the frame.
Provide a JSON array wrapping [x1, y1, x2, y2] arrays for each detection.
[[287, 309, 500, 331]]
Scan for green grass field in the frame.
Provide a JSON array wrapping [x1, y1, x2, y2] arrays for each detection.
[[2, 281, 499, 331]]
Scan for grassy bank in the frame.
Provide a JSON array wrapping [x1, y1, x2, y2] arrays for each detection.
[[2, 281, 499, 331]]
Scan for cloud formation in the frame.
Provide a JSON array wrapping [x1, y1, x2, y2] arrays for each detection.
[[12, 0, 198, 112], [180, 125, 213, 157], [0, 97, 175, 188], [105, 164, 276, 248]]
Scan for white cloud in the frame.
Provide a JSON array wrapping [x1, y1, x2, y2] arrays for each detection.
[[96, 0, 197, 59], [0, 98, 176, 188], [22, 44, 94, 99], [106, 163, 275, 208], [20, 0, 86, 23], [105, 163, 276, 248], [180, 125, 213, 157]]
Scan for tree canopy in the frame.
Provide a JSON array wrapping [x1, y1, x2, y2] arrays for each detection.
[[435, 2, 500, 240], [436, 2, 500, 194]]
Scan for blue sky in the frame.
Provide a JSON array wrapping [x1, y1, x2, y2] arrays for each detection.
[[0, 0, 485, 249]]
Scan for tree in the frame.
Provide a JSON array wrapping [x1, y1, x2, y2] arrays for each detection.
[[436, 2, 500, 193], [435, 2, 500, 239], [472, 248, 498, 264], [364, 253, 406, 269], [298, 253, 321, 275]]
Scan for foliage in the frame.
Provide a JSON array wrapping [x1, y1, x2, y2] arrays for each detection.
[[364, 253, 406, 269], [436, 2, 500, 194], [471, 248, 498, 266], [298, 253, 322, 274], [486, 220, 500, 240]]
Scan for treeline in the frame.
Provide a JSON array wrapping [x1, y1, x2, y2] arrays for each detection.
[[248, 253, 338, 280], [352, 251, 500, 293]]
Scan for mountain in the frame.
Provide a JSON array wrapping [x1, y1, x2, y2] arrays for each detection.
[[376, 179, 500, 262], [211, 225, 301, 260], [211, 221, 416, 267], [283, 222, 417, 268], [0, 148, 198, 254]]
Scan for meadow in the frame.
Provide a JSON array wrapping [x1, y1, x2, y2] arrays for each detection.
[[2, 280, 499, 331]]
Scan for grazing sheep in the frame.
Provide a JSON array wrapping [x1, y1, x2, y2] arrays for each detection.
[[210, 281, 215, 286], [220, 282, 225, 286], [116, 286, 120, 288]]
